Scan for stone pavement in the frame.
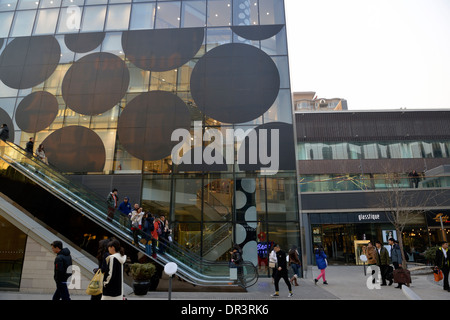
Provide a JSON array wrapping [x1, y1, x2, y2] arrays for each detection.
[[0, 265, 448, 301]]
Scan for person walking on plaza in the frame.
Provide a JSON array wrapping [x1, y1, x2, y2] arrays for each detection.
[[271, 244, 293, 297], [375, 240, 391, 286], [288, 245, 301, 286], [268, 244, 277, 283], [314, 244, 328, 285], [91, 238, 110, 300], [389, 238, 404, 288], [102, 239, 127, 300], [434, 241, 449, 292], [106, 188, 118, 222], [51, 240, 72, 301]]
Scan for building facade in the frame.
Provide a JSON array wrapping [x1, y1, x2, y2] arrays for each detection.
[[296, 110, 450, 265], [0, 0, 300, 289]]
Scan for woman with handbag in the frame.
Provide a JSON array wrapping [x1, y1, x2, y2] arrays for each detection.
[[102, 239, 127, 300], [268, 244, 277, 283], [89, 239, 110, 300]]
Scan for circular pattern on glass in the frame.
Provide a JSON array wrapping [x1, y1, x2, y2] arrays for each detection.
[[117, 91, 191, 161], [238, 122, 296, 172], [0, 36, 61, 89], [64, 32, 105, 53], [62, 52, 130, 116], [122, 28, 204, 72], [231, 25, 285, 41], [42, 126, 106, 173], [15, 91, 58, 133], [190, 43, 280, 124]]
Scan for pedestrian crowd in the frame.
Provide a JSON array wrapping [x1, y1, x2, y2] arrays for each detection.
[[106, 188, 172, 258]]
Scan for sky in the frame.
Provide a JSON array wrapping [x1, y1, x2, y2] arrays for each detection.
[[284, 0, 450, 110]]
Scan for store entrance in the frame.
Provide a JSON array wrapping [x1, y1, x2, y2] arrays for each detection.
[[313, 223, 379, 264], [320, 225, 355, 264]]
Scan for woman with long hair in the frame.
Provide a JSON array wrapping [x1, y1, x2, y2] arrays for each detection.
[[102, 238, 127, 300]]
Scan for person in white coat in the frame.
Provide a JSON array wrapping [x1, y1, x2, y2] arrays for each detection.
[[102, 239, 127, 300]]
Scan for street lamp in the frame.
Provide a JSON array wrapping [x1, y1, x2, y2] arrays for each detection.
[[164, 262, 177, 300]]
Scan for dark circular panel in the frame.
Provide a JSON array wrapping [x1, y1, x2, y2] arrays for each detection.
[[231, 24, 284, 40], [42, 126, 105, 173], [238, 122, 296, 172], [190, 43, 280, 124], [0, 108, 14, 142], [117, 91, 191, 161], [64, 32, 105, 53], [121, 28, 204, 72], [62, 52, 130, 116], [15, 91, 58, 133], [0, 36, 61, 89]]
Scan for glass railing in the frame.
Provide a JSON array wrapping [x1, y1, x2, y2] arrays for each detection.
[[299, 174, 450, 192], [0, 140, 258, 288]]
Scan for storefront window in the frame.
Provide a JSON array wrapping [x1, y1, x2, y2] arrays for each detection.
[[0, 215, 27, 290]]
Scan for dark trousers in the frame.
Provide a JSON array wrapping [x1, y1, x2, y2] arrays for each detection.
[[379, 264, 388, 284], [52, 281, 71, 300], [442, 266, 449, 290], [274, 269, 292, 292]]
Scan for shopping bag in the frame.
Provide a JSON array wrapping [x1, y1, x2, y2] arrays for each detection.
[[86, 269, 103, 295], [434, 267, 443, 282]]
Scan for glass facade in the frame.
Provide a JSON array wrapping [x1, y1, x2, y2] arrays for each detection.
[[298, 140, 450, 161], [0, 0, 299, 274]]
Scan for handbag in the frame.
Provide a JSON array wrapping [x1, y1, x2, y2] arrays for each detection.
[[269, 262, 276, 268], [86, 269, 103, 295]]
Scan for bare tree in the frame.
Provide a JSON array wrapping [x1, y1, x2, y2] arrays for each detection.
[[377, 171, 448, 269]]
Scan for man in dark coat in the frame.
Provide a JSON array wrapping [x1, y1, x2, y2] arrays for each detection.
[[375, 240, 391, 286], [271, 244, 293, 297], [51, 240, 72, 300], [435, 241, 449, 291]]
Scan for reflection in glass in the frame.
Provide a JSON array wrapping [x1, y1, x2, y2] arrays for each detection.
[[34, 8, 59, 35], [105, 4, 130, 31], [129, 2, 155, 30], [11, 10, 36, 37], [81, 5, 106, 32], [155, 1, 180, 29], [181, 0, 206, 27]]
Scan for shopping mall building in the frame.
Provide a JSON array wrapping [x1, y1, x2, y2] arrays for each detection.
[[0, 0, 299, 292], [0, 0, 449, 293]]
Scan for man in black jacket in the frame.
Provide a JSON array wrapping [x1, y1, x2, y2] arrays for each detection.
[[435, 241, 449, 291], [51, 240, 72, 300], [271, 244, 293, 297]]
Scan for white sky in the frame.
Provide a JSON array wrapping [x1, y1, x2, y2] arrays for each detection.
[[284, 0, 450, 110]]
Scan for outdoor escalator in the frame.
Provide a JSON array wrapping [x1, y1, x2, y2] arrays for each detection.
[[0, 140, 258, 289]]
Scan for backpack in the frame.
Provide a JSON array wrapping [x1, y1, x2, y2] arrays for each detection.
[[157, 221, 163, 235]]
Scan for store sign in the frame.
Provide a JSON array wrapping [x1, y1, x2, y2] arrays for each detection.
[[310, 212, 389, 224], [427, 212, 450, 226], [358, 213, 382, 222]]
